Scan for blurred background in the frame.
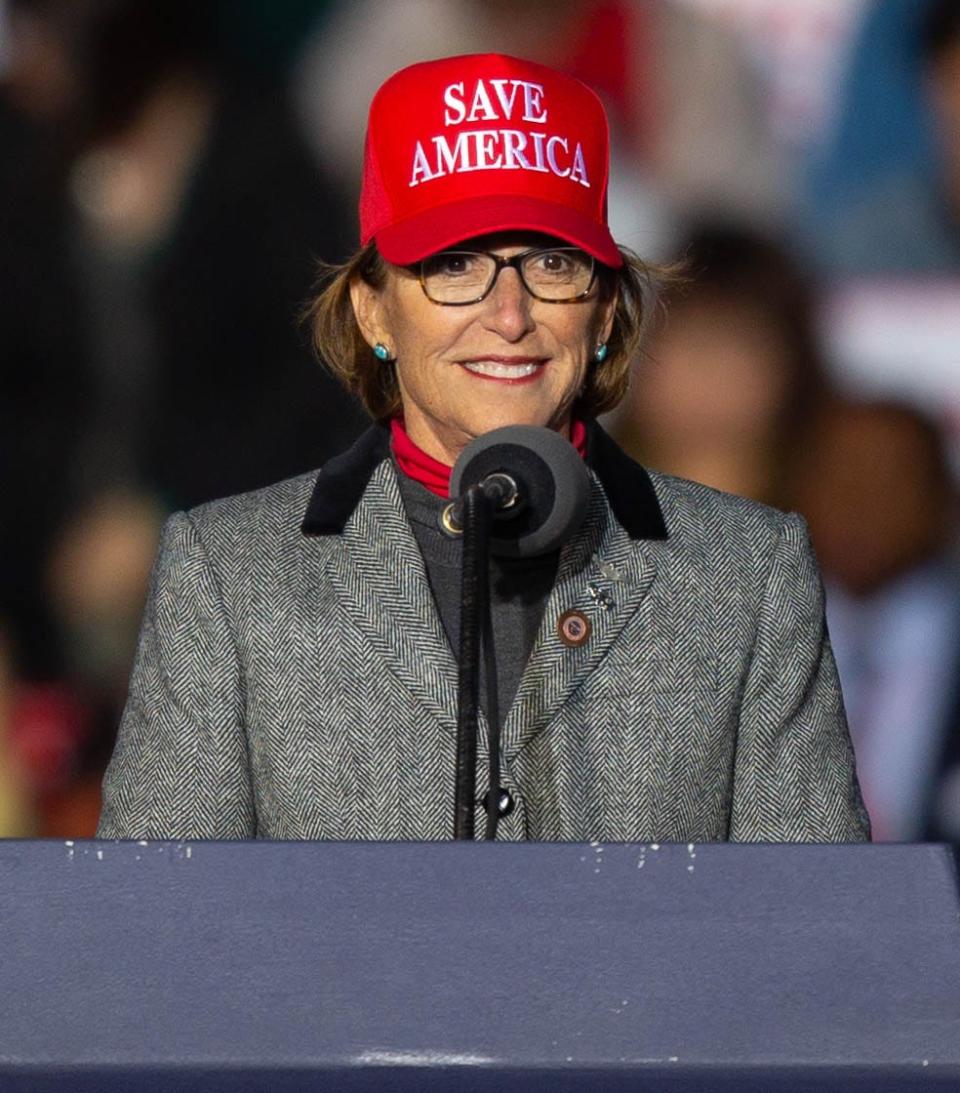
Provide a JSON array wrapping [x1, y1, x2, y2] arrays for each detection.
[[1, 0, 958, 842]]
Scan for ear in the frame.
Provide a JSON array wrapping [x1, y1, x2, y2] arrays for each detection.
[[349, 275, 390, 350], [597, 284, 618, 346]]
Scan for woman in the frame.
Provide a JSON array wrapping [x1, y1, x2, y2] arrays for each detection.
[[98, 54, 869, 842]]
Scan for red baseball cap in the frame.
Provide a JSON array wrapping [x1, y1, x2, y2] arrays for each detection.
[[359, 53, 622, 269]]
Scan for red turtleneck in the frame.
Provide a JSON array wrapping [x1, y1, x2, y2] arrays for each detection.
[[390, 418, 587, 497]]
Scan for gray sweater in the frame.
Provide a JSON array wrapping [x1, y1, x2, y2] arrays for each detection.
[[397, 471, 558, 718]]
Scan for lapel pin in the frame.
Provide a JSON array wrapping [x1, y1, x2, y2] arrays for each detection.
[[598, 561, 622, 582], [558, 609, 591, 647], [587, 583, 615, 610]]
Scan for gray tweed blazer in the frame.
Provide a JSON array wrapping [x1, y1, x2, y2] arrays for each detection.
[[98, 425, 869, 842]]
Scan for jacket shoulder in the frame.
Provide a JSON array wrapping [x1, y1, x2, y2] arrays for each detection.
[[183, 469, 320, 551], [646, 469, 811, 582], [649, 469, 792, 532]]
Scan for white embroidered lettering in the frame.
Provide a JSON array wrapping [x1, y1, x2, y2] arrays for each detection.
[[408, 125, 588, 187], [474, 130, 503, 170], [466, 80, 498, 122], [443, 81, 466, 126], [409, 140, 435, 186], [501, 130, 531, 170], [432, 132, 472, 175], [529, 132, 549, 172], [521, 82, 547, 123], [546, 135, 570, 177], [489, 78, 521, 120], [569, 142, 590, 187]]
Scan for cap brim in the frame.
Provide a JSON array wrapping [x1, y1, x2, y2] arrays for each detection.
[[373, 194, 623, 269]]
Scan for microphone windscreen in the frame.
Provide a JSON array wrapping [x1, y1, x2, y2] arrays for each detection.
[[450, 426, 590, 556]]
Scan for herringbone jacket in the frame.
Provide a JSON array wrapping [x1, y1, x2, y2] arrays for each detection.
[[98, 425, 870, 842]]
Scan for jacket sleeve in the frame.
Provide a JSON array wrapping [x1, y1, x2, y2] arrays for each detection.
[[729, 512, 871, 842], [97, 511, 256, 839]]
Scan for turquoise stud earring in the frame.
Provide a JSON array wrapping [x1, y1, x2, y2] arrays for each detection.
[[373, 342, 392, 361], [594, 343, 608, 363]]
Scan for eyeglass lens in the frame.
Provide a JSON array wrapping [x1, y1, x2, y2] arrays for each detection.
[[421, 248, 594, 303]]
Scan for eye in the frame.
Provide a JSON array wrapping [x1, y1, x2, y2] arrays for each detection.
[[539, 251, 574, 272], [424, 252, 484, 278], [526, 249, 589, 277]]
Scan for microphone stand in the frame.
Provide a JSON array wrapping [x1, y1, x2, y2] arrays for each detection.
[[452, 478, 512, 841]]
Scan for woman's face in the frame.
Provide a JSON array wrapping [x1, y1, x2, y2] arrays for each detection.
[[351, 233, 616, 464]]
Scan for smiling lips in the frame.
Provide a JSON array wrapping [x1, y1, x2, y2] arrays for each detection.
[[460, 356, 547, 381]]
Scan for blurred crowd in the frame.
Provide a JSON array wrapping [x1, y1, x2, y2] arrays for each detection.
[[1, 0, 959, 842]]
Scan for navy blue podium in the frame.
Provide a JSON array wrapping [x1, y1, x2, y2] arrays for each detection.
[[1, 840, 959, 1091]]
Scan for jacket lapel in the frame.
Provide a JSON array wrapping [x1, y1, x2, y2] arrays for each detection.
[[502, 473, 660, 761], [302, 421, 667, 751], [325, 460, 460, 731]]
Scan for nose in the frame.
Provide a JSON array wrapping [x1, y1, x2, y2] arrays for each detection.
[[481, 267, 535, 342]]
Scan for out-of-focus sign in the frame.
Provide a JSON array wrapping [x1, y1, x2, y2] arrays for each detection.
[[680, 0, 868, 151], [820, 279, 960, 471]]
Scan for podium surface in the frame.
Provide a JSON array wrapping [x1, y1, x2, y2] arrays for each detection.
[[1, 840, 958, 1091]]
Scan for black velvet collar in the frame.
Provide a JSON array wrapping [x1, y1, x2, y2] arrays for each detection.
[[584, 420, 668, 540], [301, 420, 668, 541]]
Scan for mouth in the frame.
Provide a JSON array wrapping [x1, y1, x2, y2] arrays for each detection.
[[459, 356, 547, 382]]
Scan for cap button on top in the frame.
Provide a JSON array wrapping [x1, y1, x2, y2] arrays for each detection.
[[558, 609, 591, 647]]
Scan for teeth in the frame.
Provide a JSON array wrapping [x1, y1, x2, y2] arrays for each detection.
[[462, 360, 540, 378]]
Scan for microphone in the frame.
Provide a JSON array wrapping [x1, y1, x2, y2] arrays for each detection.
[[444, 425, 591, 557]]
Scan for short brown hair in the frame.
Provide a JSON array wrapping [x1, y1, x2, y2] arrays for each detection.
[[303, 243, 661, 421]]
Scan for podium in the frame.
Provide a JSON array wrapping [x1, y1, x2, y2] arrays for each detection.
[[1, 840, 959, 1091]]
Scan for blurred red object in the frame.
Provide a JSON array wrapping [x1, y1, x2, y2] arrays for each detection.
[[8, 683, 91, 796], [8, 683, 105, 836], [39, 777, 104, 839]]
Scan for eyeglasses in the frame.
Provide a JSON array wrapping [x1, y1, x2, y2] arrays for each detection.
[[418, 246, 597, 305]]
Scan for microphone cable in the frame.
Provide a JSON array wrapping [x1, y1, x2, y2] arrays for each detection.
[[481, 570, 501, 841], [452, 483, 504, 841], [453, 485, 488, 840]]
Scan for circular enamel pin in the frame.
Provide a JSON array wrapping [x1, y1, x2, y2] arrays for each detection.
[[557, 609, 591, 648]]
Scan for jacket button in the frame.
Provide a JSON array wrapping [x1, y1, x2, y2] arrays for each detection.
[[481, 787, 515, 818], [558, 609, 591, 647]]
